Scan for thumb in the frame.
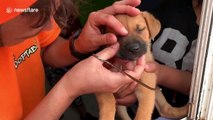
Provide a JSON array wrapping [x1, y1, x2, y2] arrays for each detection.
[[133, 55, 146, 74], [145, 62, 158, 72], [95, 43, 119, 60]]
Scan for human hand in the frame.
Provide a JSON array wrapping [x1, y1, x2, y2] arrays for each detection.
[[115, 61, 162, 106], [61, 43, 146, 98], [115, 82, 138, 106], [114, 58, 143, 106], [74, 0, 141, 54]]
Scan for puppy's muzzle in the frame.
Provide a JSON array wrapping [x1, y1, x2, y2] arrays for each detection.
[[117, 35, 147, 61]]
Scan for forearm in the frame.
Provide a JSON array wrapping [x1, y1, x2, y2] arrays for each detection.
[[25, 78, 78, 120], [158, 65, 192, 95], [42, 36, 79, 68]]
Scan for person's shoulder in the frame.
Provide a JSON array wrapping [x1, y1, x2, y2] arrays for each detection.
[[37, 19, 61, 47]]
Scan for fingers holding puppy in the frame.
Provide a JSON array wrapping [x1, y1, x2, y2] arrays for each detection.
[[116, 92, 138, 106], [99, 4, 141, 17], [96, 0, 141, 34], [75, 0, 141, 54], [114, 55, 145, 105], [115, 82, 137, 98]]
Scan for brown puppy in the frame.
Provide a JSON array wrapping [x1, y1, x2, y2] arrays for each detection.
[[95, 11, 160, 120]]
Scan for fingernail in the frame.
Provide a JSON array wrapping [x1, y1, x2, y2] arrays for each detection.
[[121, 27, 128, 34], [111, 43, 119, 48], [145, 64, 149, 69], [135, 8, 141, 13]]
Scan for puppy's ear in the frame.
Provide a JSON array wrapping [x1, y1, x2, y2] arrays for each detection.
[[142, 11, 161, 40]]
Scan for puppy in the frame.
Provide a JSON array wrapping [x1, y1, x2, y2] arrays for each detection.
[[95, 11, 160, 120]]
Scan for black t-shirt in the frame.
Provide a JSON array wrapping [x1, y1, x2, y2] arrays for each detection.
[[133, 0, 199, 118]]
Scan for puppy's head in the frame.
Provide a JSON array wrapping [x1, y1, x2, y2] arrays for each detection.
[[107, 12, 161, 61]]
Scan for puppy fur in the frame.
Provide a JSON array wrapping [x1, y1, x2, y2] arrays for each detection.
[[96, 11, 159, 120]]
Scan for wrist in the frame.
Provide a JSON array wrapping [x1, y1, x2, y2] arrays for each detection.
[[74, 38, 89, 54], [60, 74, 80, 100], [69, 29, 93, 59]]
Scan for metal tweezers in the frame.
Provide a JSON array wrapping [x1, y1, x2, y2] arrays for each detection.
[[93, 54, 156, 91]]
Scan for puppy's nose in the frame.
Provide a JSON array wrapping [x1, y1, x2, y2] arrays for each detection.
[[126, 42, 141, 53]]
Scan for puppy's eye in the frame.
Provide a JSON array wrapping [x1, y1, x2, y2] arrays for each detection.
[[135, 24, 145, 33]]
